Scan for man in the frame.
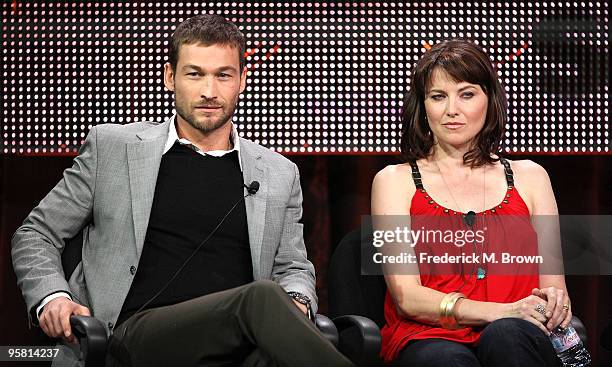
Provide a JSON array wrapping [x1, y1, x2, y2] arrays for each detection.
[[12, 14, 352, 367]]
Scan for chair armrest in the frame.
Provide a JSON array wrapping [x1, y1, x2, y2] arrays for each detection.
[[332, 315, 382, 367], [70, 315, 108, 367], [571, 315, 588, 345], [315, 314, 339, 347]]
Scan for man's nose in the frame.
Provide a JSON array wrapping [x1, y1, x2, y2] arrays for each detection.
[[199, 77, 217, 100]]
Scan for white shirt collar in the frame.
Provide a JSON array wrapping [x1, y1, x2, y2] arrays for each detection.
[[163, 114, 242, 171]]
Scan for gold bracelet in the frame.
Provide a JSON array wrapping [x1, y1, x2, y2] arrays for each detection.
[[439, 292, 466, 329], [439, 292, 464, 329]]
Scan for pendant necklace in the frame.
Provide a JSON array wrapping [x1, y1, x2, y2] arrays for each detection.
[[435, 159, 487, 280]]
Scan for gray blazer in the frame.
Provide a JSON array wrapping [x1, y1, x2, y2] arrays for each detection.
[[11, 116, 317, 365]]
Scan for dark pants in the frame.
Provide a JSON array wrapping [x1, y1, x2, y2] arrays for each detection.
[[393, 318, 562, 367], [106, 280, 353, 367]]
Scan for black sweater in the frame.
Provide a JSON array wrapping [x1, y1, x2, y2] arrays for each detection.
[[117, 143, 252, 326]]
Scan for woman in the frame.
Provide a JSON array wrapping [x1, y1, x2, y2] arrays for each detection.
[[371, 40, 570, 366]]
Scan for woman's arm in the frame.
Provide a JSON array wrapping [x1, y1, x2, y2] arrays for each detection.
[[514, 160, 572, 330], [372, 165, 446, 324], [371, 165, 550, 333]]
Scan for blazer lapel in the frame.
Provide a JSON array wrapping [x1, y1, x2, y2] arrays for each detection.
[[127, 118, 171, 258], [240, 138, 268, 279]]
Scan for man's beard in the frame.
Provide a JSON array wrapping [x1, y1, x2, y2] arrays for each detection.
[[175, 97, 238, 134]]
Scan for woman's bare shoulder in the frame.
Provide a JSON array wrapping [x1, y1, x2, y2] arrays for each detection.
[[373, 163, 415, 189], [372, 163, 417, 213], [505, 159, 556, 214], [506, 159, 550, 179]]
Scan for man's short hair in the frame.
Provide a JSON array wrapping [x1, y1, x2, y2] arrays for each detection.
[[169, 14, 246, 72]]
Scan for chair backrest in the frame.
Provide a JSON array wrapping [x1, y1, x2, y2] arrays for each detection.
[[328, 227, 387, 328], [61, 229, 85, 280]]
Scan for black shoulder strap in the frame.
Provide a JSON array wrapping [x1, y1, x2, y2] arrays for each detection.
[[499, 158, 515, 187], [409, 162, 424, 190]]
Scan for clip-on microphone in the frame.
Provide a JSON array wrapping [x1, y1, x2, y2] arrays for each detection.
[[244, 181, 260, 195], [463, 210, 476, 227]]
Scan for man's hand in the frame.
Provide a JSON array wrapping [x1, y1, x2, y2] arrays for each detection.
[[39, 297, 91, 344], [292, 299, 308, 316]]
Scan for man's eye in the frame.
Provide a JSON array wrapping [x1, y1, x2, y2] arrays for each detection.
[[186, 72, 199, 76], [218, 73, 230, 78]]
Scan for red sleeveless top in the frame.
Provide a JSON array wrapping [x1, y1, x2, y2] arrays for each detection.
[[380, 159, 540, 364]]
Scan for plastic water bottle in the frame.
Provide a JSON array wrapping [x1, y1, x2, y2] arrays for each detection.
[[549, 324, 591, 366]]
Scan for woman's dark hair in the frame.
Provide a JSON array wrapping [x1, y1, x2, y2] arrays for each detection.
[[169, 14, 246, 72], [399, 39, 507, 167]]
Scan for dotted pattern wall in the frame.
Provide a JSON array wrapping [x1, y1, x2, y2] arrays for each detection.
[[1, 2, 609, 154]]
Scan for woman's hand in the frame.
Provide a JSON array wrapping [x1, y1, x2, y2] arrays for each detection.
[[502, 294, 551, 335], [532, 287, 572, 331]]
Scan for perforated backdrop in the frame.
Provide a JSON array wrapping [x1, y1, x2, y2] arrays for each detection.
[[1, 1, 609, 154]]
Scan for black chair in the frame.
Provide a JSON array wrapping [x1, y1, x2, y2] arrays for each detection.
[[59, 231, 340, 366], [328, 228, 589, 366], [67, 315, 338, 367], [328, 228, 385, 367]]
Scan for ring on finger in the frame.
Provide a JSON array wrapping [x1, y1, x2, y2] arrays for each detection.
[[535, 304, 547, 317], [562, 304, 570, 311]]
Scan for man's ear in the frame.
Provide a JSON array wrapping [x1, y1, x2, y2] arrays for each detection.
[[239, 66, 247, 94], [163, 63, 175, 92]]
